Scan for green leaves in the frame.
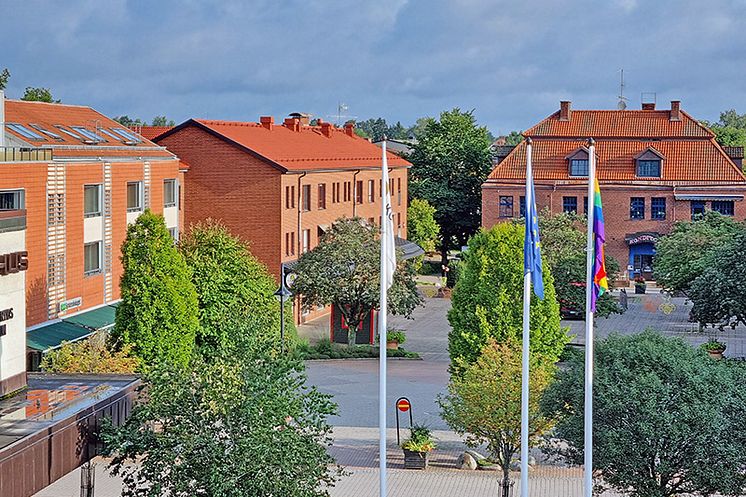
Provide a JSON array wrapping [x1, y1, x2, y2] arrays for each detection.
[[407, 198, 440, 253]]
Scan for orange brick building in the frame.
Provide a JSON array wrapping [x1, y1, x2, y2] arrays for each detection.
[[483, 100, 746, 282], [155, 115, 410, 323], [0, 95, 182, 364]]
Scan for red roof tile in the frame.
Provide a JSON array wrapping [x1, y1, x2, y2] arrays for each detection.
[[137, 126, 173, 140], [160, 119, 410, 171]]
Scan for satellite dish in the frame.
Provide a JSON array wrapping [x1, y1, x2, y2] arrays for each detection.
[[617, 100, 627, 110]]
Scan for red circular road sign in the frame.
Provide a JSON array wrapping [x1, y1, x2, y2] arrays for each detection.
[[397, 399, 411, 412]]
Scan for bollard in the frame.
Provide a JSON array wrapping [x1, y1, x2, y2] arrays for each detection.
[[499, 477, 514, 497]]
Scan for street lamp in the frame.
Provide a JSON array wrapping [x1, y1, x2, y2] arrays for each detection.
[[274, 267, 293, 352]]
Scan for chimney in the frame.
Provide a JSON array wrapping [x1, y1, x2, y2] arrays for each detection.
[[283, 117, 301, 132], [642, 102, 656, 110], [670, 100, 681, 121], [260, 116, 274, 130], [0, 90, 5, 148], [320, 122, 333, 138], [559, 101, 572, 121], [344, 122, 355, 137], [288, 112, 310, 126]]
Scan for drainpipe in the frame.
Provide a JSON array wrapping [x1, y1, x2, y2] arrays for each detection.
[[672, 183, 677, 221], [352, 169, 361, 217]]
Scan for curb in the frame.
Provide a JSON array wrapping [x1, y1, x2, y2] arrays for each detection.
[[304, 356, 424, 362]]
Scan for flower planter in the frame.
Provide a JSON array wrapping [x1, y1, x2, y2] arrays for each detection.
[[403, 448, 430, 469], [634, 284, 646, 295], [707, 348, 725, 360], [386, 340, 399, 350]]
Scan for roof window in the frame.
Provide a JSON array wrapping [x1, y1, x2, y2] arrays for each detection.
[[29, 123, 63, 141], [6, 123, 44, 140], [98, 128, 126, 142], [111, 128, 142, 143], [71, 126, 106, 143], [54, 125, 85, 141]]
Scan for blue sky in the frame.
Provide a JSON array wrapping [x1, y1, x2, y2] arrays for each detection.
[[2, 0, 745, 135]]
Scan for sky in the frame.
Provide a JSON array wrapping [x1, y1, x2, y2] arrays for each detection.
[[2, 0, 745, 135]]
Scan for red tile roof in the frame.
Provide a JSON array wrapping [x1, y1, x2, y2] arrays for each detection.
[[488, 104, 745, 185], [3, 99, 174, 158], [158, 118, 410, 172], [137, 126, 173, 141]]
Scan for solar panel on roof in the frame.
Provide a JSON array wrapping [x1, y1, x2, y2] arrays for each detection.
[[6, 123, 44, 140]]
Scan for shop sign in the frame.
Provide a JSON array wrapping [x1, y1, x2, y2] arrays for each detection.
[[627, 234, 658, 246], [0, 307, 13, 337], [0, 251, 28, 276], [59, 297, 83, 313]]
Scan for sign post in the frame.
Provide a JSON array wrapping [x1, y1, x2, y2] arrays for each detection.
[[395, 397, 413, 445]]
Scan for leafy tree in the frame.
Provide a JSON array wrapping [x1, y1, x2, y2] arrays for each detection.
[[21, 87, 60, 103], [387, 121, 408, 140], [505, 130, 524, 146], [407, 198, 440, 253], [654, 211, 743, 297], [113, 210, 199, 368], [292, 218, 422, 344], [409, 109, 494, 268], [447, 223, 567, 374], [179, 220, 294, 354], [0, 68, 9, 90], [439, 339, 555, 481], [543, 331, 746, 497], [536, 210, 586, 268], [356, 118, 389, 141], [701, 109, 746, 148], [102, 331, 341, 497], [406, 117, 434, 141], [151, 115, 175, 127], [40, 332, 138, 374], [113, 115, 144, 127]]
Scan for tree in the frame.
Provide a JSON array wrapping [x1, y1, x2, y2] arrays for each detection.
[[179, 220, 294, 354], [40, 332, 138, 374], [409, 109, 494, 267], [505, 130, 524, 146], [356, 118, 389, 141], [701, 109, 746, 148], [113, 115, 143, 127], [292, 218, 422, 344], [151, 115, 175, 127], [407, 198, 440, 253], [113, 210, 199, 368], [654, 211, 742, 297], [406, 117, 434, 141], [439, 339, 555, 482], [21, 87, 60, 103], [447, 223, 568, 373], [102, 331, 341, 497], [0, 68, 9, 90], [543, 331, 746, 497]]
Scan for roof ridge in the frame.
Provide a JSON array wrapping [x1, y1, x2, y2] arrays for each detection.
[[6, 98, 94, 110]]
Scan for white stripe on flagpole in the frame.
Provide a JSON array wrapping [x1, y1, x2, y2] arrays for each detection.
[[583, 138, 596, 497], [520, 138, 533, 497], [379, 139, 389, 497]]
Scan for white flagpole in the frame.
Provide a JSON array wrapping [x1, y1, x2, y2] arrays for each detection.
[[379, 139, 389, 497], [520, 138, 533, 497], [583, 138, 596, 497]]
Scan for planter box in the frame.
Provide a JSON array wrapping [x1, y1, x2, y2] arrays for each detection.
[[707, 349, 725, 360], [386, 341, 399, 350], [403, 448, 430, 469], [635, 285, 646, 294]]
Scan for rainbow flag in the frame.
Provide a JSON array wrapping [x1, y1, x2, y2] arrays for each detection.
[[591, 178, 608, 312]]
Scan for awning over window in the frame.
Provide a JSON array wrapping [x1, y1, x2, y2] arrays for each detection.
[[395, 236, 425, 260], [26, 303, 119, 352], [674, 194, 743, 201]]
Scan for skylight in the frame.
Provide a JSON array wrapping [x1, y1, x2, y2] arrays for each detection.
[[111, 128, 142, 143], [54, 125, 85, 141], [71, 126, 106, 143], [6, 123, 44, 140], [29, 123, 63, 141], [98, 128, 126, 142]]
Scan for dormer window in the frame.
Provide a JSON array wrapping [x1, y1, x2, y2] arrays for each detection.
[[566, 147, 590, 177], [635, 148, 664, 178]]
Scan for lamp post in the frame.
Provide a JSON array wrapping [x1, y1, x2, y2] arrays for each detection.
[[274, 267, 292, 352]]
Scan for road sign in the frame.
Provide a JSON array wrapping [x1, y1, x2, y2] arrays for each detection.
[[397, 398, 411, 412], [395, 397, 413, 445]]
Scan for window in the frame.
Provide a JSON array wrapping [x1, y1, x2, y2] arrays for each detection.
[[344, 181, 351, 202], [285, 232, 295, 256], [563, 196, 578, 214], [368, 180, 375, 203], [71, 126, 105, 143], [84, 242, 102, 275], [651, 197, 666, 220], [54, 126, 85, 141], [519, 196, 526, 217], [163, 179, 177, 208], [127, 182, 142, 212], [712, 200, 734, 216], [332, 182, 339, 203], [397, 212, 402, 230], [379, 179, 383, 197], [397, 178, 402, 205], [111, 128, 142, 143], [0, 190, 24, 210], [98, 128, 127, 142], [318, 184, 327, 209], [499, 196, 514, 218], [84, 185, 102, 217], [570, 159, 589, 177], [285, 185, 295, 209], [356, 181, 363, 204], [637, 159, 661, 178], [29, 123, 63, 140], [630, 197, 645, 220], [302, 229, 310, 253], [583, 196, 588, 215], [302, 185, 311, 211], [6, 123, 44, 140], [691, 200, 706, 219], [168, 227, 178, 242]]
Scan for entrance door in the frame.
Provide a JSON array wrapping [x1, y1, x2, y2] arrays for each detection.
[[633, 254, 654, 280]]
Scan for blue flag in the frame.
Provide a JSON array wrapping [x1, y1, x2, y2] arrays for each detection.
[[524, 170, 545, 300]]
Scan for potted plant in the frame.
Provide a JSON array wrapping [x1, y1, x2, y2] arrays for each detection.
[[634, 276, 647, 294], [702, 339, 727, 359], [402, 424, 435, 469], [386, 329, 407, 350]]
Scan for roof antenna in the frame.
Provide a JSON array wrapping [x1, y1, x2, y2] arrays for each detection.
[[328, 102, 356, 126], [617, 69, 628, 110]]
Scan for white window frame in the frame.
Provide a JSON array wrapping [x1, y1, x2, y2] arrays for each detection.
[[127, 181, 143, 212], [0, 189, 25, 210], [84, 184, 102, 218], [163, 179, 177, 208], [84, 241, 102, 275], [302, 229, 310, 253], [168, 227, 179, 242]]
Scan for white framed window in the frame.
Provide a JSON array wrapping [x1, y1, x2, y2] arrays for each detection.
[[168, 227, 179, 242], [0, 190, 24, 210], [127, 181, 143, 212], [84, 184, 102, 217], [84, 241, 102, 275], [302, 229, 310, 253], [163, 179, 177, 208]]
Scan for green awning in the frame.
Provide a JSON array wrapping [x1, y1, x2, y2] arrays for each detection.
[[26, 303, 119, 352], [64, 304, 117, 331]]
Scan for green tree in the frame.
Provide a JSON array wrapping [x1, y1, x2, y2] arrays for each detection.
[[0, 68, 10, 90], [21, 86, 60, 103], [102, 332, 341, 497], [356, 118, 389, 141], [179, 220, 294, 354], [41, 332, 138, 374], [447, 223, 568, 373], [406, 117, 435, 141], [505, 130, 524, 146], [407, 198, 440, 253], [113, 210, 199, 368], [292, 218, 422, 344], [439, 339, 555, 481], [654, 211, 743, 297], [113, 115, 143, 127], [701, 109, 746, 148], [409, 109, 494, 268], [543, 331, 746, 497], [387, 121, 408, 140], [151, 115, 175, 127]]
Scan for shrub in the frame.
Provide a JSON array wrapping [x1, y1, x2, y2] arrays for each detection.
[[41, 332, 138, 374]]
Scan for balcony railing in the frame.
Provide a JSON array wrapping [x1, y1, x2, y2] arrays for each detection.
[[0, 147, 53, 162]]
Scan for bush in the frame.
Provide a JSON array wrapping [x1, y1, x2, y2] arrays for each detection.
[[297, 338, 419, 360], [386, 329, 407, 344], [41, 332, 138, 374]]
